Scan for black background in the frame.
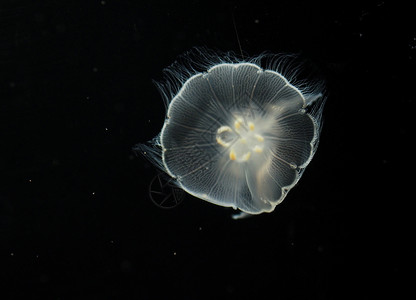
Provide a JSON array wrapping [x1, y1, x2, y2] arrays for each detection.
[[1, 0, 414, 299]]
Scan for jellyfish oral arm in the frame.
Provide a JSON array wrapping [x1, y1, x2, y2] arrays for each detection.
[[231, 211, 251, 220]]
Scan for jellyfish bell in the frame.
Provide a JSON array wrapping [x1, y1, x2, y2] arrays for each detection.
[[136, 48, 325, 219]]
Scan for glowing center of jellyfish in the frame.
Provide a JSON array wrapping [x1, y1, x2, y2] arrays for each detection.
[[216, 116, 264, 162]]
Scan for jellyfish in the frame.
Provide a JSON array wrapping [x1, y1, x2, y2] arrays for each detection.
[[136, 49, 325, 219]]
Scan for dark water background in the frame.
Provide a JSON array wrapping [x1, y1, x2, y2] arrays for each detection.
[[1, 0, 414, 299]]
